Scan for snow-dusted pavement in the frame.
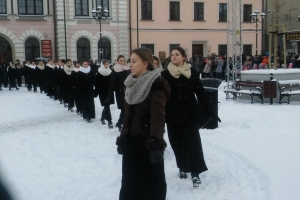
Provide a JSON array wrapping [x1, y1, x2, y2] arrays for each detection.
[[0, 84, 300, 200]]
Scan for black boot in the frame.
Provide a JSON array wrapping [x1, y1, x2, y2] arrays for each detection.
[[108, 121, 113, 129], [100, 118, 106, 125], [115, 122, 123, 132], [191, 173, 201, 187], [179, 170, 187, 179]]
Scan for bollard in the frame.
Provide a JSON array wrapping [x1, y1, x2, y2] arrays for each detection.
[[270, 73, 273, 105]]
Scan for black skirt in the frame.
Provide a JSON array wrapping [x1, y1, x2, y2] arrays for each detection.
[[120, 135, 167, 200], [167, 122, 208, 174]]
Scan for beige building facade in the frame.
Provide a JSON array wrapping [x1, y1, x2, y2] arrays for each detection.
[[128, 0, 263, 59]]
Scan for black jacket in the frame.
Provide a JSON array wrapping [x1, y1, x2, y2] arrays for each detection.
[[16, 67, 23, 78], [77, 70, 95, 98], [161, 68, 215, 125], [7, 67, 17, 79], [117, 77, 171, 151], [107, 70, 130, 109], [96, 71, 113, 106]]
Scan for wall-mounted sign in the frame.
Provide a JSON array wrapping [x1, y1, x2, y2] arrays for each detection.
[[286, 33, 300, 41], [41, 40, 52, 58]]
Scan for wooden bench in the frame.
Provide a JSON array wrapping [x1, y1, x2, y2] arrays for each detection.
[[224, 81, 264, 104], [278, 81, 300, 104]]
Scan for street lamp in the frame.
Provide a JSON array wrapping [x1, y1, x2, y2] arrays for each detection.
[[92, 4, 109, 61], [252, 10, 266, 56]]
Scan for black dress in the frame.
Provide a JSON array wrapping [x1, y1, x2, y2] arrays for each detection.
[[35, 65, 46, 92], [71, 71, 82, 113], [77, 70, 96, 120], [60, 67, 75, 109], [15, 66, 23, 87], [27, 66, 37, 91], [161, 68, 216, 175]]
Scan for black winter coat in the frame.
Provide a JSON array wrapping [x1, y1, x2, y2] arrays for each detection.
[[95, 72, 113, 106], [59, 67, 74, 94], [35, 66, 46, 84], [7, 67, 17, 80], [161, 68, 215, 125], [77, 71, 95, 98], [16, 67, 23, 78], [107, 70, 130, 109]]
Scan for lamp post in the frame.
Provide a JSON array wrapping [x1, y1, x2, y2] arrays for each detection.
[[252, 10, 266, 56], [92, 4, 109, 61]]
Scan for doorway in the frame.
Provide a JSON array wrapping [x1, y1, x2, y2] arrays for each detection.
[[0, 36, 12, 63], [192, 44, 203, 59]]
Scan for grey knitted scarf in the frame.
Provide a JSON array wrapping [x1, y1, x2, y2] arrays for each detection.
[[124, 68, 161, 105]]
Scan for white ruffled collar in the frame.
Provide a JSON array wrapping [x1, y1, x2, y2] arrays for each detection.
[[80, 66, 91, 74]]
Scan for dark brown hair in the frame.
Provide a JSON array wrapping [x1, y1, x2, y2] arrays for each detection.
[[153, 56, 160, 63], [117, 55, 125, 61], [171, 46, 187, 62], [102, 59, 109, 65], [131, 48, 154, 70]]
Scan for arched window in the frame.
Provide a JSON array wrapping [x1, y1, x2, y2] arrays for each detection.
[[98, 38, 111, 61], [25, 38, 40, 61], [77, 38, 91, 60], [0, 37, 12, 63]]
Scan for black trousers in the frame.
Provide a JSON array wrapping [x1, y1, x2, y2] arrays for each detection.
[[101, 105, 112, 121], [74, 92, 82, 112], [9, 78, 17, 89], [167, 122, 208, 174], [120, 135, 166, 200], [27, 78, 37, 91], [117, 108, 125, 125], [17, 77, 22, 87], [81, 97, 95, 120]]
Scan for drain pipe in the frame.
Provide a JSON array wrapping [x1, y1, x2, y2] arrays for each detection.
[[53, 0, 58, 60]]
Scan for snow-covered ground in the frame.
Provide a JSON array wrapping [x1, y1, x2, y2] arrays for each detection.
[[0, 84, 300, 200]]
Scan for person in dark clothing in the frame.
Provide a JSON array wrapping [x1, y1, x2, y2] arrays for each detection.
[[116, 48, 170, 200], [56, 59, 67, 105], [27, 62, 37, 92], [7, 63, 19, 91], [23, 61, 30, 87], [72, 62, 83, 116], [35, 61, 46, 93], [1, 63, 9, 88], [161, 47, 221, 187], [96, 59, 113, 128], [15, 63, 23, 87], [59, 59, 75, 111], [106, 55, 130, 132], [44, 60, 55, 97], [295, 55, 300, 68], [77, 60, 96, 122]]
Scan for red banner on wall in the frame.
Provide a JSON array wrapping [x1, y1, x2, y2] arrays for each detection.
[[41, 40, 52, 58]]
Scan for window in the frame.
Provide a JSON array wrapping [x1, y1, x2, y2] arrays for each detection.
[[98, 38, 111, 61], [141, 44, 154, 54], [243, 4, 252, 22], [194, 2, 204, 21], [18, 0, 43, 15], [141, 0, 152, 20], [218, 45, 227, 56], [219, 3, 227, 22], [243, 45, 252, 56], [169, 44, 180, 55], [25, 38, 40, 61], [0, 0, 7, 14], [77, 38, 91, 60], [75, 0, 89, 16], [96, 0, 110, 17], [170, 1, 180, 21]]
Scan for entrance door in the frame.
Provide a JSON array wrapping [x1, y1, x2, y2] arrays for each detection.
[[192, 44, 203, 59], [0, 37, 12, 63]]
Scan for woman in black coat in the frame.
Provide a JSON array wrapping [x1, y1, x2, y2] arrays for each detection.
[[35, 61, 46, 93], [77, 61, 96, 122], [161, 47, 220, 187], [27, 62, 37, 92], [7, 63, 19, 90], [72, 62, 83, 115], [116, 48, 170, 200], [106, 55, 130, 131], [1, 63, 9, 88], [96, 59, 113, 128], [15, 63, 23, 87]]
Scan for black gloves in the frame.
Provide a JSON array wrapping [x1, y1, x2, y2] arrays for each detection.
[[150, 150, 164, 164], [117, 146, 123, 155]]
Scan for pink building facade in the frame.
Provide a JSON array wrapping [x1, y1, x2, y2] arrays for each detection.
[[0, 0, 128, 63], [128, 0, 263, 59]]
